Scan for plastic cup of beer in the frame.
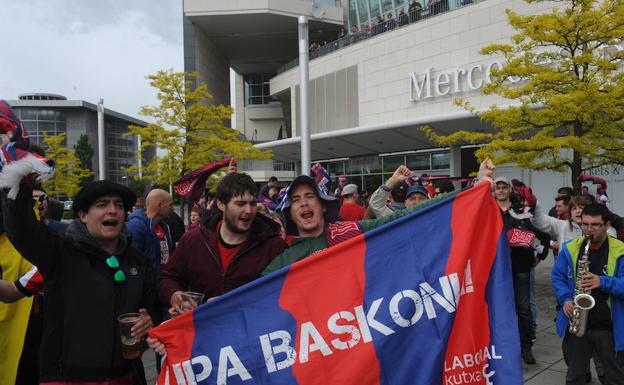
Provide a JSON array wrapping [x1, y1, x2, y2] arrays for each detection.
[[181, 291, 205, 312], [117, 312, 142, 359]]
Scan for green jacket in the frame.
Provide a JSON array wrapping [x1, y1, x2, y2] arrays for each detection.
[[262, 190, 456, 275]]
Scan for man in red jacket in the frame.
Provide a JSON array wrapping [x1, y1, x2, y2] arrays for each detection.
[[158, 173, 288, 315]]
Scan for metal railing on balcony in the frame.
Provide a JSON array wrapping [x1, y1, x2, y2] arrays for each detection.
[[277, 0, 482, 74], [302, 0, 341, 6]]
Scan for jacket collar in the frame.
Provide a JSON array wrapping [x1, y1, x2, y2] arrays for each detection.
[[66, 219, 129, 257]]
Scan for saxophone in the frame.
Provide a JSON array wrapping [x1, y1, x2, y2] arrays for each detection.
[[568, 237, 596, 337]]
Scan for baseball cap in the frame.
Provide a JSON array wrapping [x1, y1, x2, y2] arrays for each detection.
[[494, 176, 510, 186], [406, 185, 429, 199], [72, 180, 136, 217], [391, 182, 409, 203], [277, 175, 341, 235], [341, 184, 358, 196]]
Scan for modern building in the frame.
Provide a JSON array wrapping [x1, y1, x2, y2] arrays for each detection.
[[183, 0, 624, 213], [8, 93, 149, 186]]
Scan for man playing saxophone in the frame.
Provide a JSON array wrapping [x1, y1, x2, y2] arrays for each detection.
[[552, 203, 624, 385]]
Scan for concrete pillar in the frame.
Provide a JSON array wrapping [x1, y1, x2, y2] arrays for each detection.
[[449, 145, 461, 189]]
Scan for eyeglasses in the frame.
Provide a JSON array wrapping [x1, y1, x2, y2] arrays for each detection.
[[106, 255, 126, 284], [580, 222, 604, 230], [32, 193, 47, 203]]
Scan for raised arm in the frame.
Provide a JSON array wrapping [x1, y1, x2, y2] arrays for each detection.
[[368, 165, 411, 218], [2, 183, 62, 275], [530, 200, 561, 239]]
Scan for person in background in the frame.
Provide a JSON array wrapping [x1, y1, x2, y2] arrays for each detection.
[[127, 189, 174, 275], [339, 184, 366, 221], [187, 205, 203, 232]]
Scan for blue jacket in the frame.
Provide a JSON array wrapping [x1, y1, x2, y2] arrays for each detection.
[[551, 236, 624, 351], [126, 208, 173, 274]]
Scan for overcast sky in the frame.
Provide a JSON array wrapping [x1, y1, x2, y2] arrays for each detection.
[[0, 0, 184, 121]]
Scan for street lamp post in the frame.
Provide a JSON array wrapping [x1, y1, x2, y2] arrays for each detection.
[[298, 16, 311, 176], [97, 98, 106, 180]]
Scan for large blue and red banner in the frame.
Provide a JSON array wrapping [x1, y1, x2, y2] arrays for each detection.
[[150, 183, 522, 385]]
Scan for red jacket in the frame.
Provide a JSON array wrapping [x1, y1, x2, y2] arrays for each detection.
[[159, 213, 287, 305]]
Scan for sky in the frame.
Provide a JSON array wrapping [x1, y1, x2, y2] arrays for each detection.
[[0, 0, 184, 121]]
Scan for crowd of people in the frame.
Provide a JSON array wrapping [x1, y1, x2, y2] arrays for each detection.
[[0, 158, 623, 385], [308, 0, 475, 60]]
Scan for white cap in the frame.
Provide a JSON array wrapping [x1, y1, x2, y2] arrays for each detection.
[[341, 184, 358, 196]]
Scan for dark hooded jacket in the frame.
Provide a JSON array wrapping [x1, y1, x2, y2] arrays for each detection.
[[2, 184, 158, 382], [158, 212, 287, 304], [126, 208, 173, 274]]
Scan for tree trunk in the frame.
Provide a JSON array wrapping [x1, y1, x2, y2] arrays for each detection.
[[571, 150, 583, 195]]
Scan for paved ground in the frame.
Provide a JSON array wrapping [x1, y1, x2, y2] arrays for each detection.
[[141, 256, 597, 385]]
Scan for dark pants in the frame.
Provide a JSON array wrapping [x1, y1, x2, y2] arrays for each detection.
[[563, 329, 624, 385], [513, 272, 533, 352]]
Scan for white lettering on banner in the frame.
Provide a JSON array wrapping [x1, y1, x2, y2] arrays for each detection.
[[260, 330, 296, 373], [165, 260, 478, 384], [327, 311, 362, 350], [217, 346, 252, 385], [443, 345, 503, 385], [299, 322, 334, 363]]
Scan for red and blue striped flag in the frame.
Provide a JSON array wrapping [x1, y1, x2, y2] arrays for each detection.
[[150, 183, 522, 385]]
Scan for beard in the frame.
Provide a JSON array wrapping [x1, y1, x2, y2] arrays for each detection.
[[223, 211, 253, 234]]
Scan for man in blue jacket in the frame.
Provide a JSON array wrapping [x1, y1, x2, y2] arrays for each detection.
[[552, 203, 624, 385], [127, 188, 174, 275]]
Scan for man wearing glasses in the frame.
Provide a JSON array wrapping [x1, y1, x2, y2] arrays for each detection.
[[552, 203, 624, 385], [3, 180, 158, 385]]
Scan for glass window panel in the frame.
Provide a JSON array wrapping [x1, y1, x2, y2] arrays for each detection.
[[431, 151, 450, 169], [381, 0, 393, 14], [350, 155, 381, 174], [249, 85, 263, 97], [19, 109, 38, 120], [349, 0, 358, 27], [350, 176, 363, 193], [360, 0, 372, 22], [22, 121, 37, 133], [382, 154, 404, 173], [38, 110, 55, 121], [38, 121, 56, 135], [406, 153, 431, 170], [327, 160, 344, 175], [363, 174, 382, 193], [347, 156, 379, 174]]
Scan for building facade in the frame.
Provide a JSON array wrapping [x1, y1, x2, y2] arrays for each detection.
[[183, 0, 624, 213], [9, 93, 149, 186]]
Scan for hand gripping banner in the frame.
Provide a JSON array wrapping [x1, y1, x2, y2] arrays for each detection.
[[149, 183, 522, 385]]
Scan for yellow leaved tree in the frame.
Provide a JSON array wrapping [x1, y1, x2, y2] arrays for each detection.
[[43, 133, 94, 197], [125, 70, 271, 188], [423, 0, 624, 189]]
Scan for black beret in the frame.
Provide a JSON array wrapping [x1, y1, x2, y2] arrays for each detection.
[[72, 180, 136, 216]]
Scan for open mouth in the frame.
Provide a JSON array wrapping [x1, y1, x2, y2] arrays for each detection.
[[300, 210, 314, 220], [102, 219, 119, 227]]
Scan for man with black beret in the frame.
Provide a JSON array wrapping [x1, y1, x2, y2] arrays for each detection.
[[2, 180, 158, 385]]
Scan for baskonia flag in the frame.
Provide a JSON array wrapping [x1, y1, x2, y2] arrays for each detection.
[[150, 183, 522, 385]]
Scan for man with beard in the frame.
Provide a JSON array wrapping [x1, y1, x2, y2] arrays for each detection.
[[158, 173, 287, 315]]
